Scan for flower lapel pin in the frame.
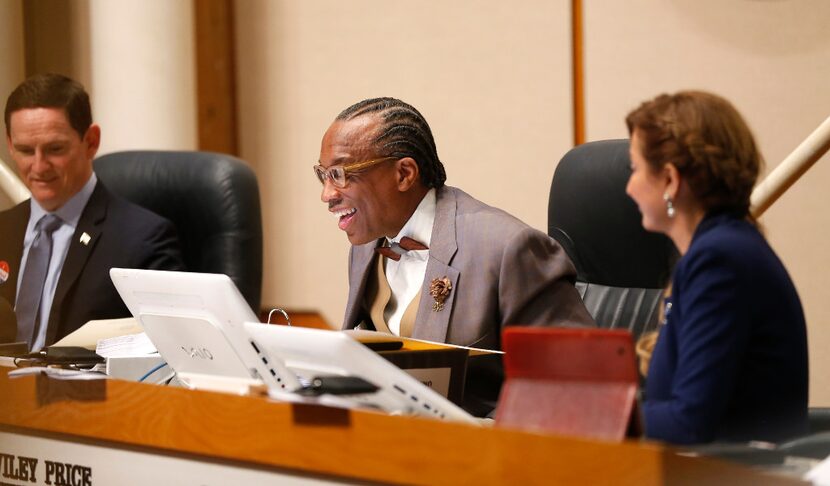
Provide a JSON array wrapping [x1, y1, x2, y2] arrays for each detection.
[[429, 277, 452, 312]]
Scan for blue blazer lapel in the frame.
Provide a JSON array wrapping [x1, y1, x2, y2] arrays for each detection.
[[46, 184, 107, 344], [412, 187, 459, 343]]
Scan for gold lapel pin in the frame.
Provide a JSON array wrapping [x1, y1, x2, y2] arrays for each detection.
[[80, 232, 91, 246], [429, 277, 452, 312]]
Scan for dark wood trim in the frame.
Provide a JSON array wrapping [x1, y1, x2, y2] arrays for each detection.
[[194, 0, 238, 155], [571, 0, 585, 146]]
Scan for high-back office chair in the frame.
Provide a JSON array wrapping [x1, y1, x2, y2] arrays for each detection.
[[548, 140, 677, 338], [94, 151, 263, 312]]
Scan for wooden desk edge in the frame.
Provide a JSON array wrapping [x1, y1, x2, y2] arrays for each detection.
[[0, 372, 799, 485]]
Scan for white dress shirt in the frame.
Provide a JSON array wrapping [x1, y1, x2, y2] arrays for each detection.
[[383, 188, 436, 335]]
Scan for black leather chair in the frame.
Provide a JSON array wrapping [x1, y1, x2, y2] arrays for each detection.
[[809, 408, 830, 434], [94, 150, 263, 312], [548, 140, 677, 338]]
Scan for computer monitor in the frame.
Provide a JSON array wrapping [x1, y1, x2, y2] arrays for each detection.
[[243, 323, 478, 424], [111, 268, 476, 424], [109, 268, 300, 391]]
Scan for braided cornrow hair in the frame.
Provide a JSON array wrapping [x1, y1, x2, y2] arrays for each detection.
[[626, 91, 762, 218], [336, 97, 447, 188]]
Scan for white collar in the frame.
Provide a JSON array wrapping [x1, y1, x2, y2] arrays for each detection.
[[386, 188, 436, 248], [29, 172, 97, 228]]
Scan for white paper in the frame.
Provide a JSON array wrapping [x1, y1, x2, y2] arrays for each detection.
[[806, 454, 830, 485], [8, 367, 107, 380], [54, 317, 144, 350], [95, 332, 157, 358]]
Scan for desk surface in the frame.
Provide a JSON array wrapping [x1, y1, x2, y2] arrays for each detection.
[[0, 371, 800, 485]]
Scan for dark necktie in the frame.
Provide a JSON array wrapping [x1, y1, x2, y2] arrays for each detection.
[[375, 236, 429, 261], [15, 214, 63, 348]]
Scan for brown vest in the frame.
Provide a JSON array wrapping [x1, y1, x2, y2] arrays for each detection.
[[365, 254, 420, 337]]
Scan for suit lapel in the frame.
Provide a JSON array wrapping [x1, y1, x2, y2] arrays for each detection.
[[412, 187, 459, 343], [343, 240, 382, 328], [46, 184, 107, 344]]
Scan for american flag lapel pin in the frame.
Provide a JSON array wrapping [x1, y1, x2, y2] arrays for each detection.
[[80, 232, 91, 246]]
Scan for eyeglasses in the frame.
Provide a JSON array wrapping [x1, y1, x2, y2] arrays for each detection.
[[313, 157, 397, 188]]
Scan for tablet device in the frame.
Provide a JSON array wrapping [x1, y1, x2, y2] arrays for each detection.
[[243, 322, 478, 424], [496, 327, 639, 440], [109, 268, 300, 391]]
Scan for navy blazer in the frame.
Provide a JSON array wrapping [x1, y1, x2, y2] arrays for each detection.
[[0, 181, 184, 345], [644, 212, 808, 444]]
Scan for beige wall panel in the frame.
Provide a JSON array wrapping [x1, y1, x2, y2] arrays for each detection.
[[89, 0, 197, 155], [0, 0, 25, 209], [236, 1, 572, 325], [584, 0, 830, 405]]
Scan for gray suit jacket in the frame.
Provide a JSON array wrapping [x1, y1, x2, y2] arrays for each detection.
[[342, 186, 594, 414]]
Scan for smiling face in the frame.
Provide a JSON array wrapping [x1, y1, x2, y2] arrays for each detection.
[[626, 129, 671, 234], [7, 107, 99, 211], [318, 114, 411, 245]]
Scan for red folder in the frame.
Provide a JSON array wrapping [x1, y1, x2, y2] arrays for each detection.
[[496, 327, 640, 441]]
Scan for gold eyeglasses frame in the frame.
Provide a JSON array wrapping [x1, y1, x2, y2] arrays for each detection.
[[313, 156, 398, 188]]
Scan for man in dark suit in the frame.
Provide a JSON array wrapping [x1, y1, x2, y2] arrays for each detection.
[[315, 97, 593, 415], [0, 73, 183, 350]]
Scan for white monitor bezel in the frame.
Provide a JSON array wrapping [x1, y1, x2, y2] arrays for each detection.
[[109, 268, 299, 391], [243, 322, 477, 424]]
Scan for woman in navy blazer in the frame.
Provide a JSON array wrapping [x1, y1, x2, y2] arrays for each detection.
[[625, 91, 808, 444]]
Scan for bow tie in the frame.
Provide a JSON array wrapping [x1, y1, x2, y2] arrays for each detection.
[[375, 236, 429, 261]]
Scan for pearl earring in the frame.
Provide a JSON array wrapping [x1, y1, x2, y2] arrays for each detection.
[[663, 193, 675, 218]]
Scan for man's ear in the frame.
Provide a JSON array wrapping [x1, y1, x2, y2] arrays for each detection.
[[84, 124, 101, 160], [396, 157, 420, 191]]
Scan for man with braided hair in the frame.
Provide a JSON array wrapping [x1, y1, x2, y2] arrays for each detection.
[[315, 97, 593, 416]]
